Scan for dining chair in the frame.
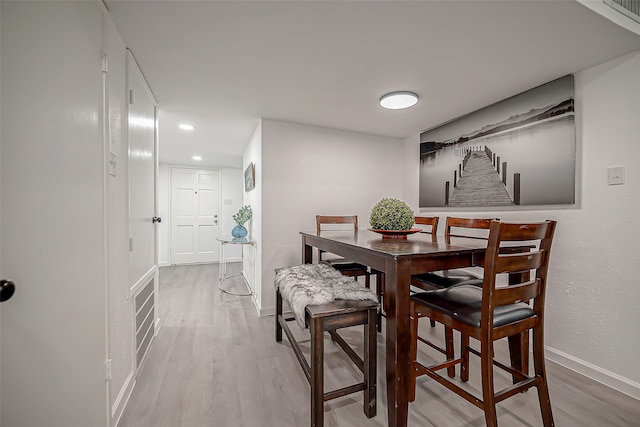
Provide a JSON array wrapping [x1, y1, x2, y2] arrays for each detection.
[[410, 216, 494, 376], [317, 215, 386, 330], [414, 216, 439, 241], [411, 216, 494, 292], [315, 215, 373, 288], [409, 220, 557, 427]]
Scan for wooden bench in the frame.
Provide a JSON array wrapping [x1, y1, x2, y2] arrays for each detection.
[[275, 264, 378, 427]]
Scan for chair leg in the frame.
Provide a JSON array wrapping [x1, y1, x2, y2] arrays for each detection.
[[364, 308, 377, 418], [460, 333, 470, 382], [310, 317, 324, 427], [430, 319, 436, 327], [276, 288, 283, 342], [409, 302, 419, 402], [508, 272, 530, 377], [507, 331, 529, 382], [533, 328, 555, 426], [480, 340, 498, 427], [444, 326, 455, 378]]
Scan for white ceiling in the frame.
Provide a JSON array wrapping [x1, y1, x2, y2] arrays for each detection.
[[104, 0, 640, 169]]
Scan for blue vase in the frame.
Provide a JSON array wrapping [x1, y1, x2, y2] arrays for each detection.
[[231, 224, 248, 238]]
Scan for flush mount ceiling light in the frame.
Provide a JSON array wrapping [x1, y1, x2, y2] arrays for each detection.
[[379, 91, 419, 110], [179, 124, 195, 130], [192, 155, 202, 161]]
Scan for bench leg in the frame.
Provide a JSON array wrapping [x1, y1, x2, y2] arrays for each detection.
[[276, 288, 283, 342], [310, 317, 324, 427], [364, 307, 377, 418]]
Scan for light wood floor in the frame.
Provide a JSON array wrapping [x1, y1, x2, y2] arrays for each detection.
[[117, 264, 640, 427]]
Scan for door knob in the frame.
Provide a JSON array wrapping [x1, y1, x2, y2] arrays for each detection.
[[152, 216, 162, 223], [1, 279, 16, 302]]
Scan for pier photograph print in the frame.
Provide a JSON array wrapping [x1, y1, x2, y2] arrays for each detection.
[[419, 75, 575, 208]]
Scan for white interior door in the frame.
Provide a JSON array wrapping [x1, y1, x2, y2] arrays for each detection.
[[170, 168, 220, 264], [128, 52, 158, 290]]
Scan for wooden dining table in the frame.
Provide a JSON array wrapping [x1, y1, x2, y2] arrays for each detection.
[[300, 228, 527, 427]]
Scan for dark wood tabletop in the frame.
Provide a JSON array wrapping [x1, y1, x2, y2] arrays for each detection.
[[300, 229, 491, 427]]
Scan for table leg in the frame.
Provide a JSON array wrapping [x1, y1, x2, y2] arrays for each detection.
[[219, 243, 226, 283], [303, 239, 313, 264], [385, 260, 411, 427]]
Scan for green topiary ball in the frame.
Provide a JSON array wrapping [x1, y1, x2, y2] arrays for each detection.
[[369, 198, 415, 230]]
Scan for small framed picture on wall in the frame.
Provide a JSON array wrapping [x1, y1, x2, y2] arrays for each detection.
[[244, 162, 255, 192]]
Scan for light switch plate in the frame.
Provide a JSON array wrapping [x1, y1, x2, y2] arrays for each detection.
[[607, 166, 625, 185]]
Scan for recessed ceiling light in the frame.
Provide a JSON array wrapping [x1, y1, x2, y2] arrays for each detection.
[[179, 124, 195, 130], [379, 91, 419, 110], [192, 155, 202, 161]]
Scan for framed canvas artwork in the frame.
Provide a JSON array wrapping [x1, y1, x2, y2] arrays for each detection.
[[244, 162, 255, 192], [419, 75, 575, 208]]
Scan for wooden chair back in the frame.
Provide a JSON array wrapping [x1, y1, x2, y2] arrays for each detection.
[[316, 215, 359, 233], [414, 216, 439, 233], [315, 214, 362, 264], [481, 220, 556, 338], [444, 216, 495, 240], [315, 214, 373, 289]]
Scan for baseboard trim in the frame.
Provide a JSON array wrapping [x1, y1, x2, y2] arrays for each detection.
[[111, 372, 135, 427], [259, 306, 275, 317], [546, 346, 640, 400]]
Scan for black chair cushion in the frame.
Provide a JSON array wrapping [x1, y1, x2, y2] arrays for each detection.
[[412, 271, 482, 289], [411, 285, 534, 328], [329, 261, 369, 273]]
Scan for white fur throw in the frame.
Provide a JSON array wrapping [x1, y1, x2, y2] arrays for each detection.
[[275, 263, 378, 327]]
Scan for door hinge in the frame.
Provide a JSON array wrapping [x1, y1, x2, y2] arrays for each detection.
[[105, 359, 112, 382], [129, 89, 134, 104], [101, 53, 108, 73]]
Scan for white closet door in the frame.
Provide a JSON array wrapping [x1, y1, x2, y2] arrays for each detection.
[[170, 168, 220, 264], [128, 52, 158, 290]]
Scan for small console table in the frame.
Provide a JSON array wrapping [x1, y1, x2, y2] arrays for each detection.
[[216, 236, 256, 296]]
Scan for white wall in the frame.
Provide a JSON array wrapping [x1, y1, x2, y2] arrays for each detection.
[[257, 119, 404, 314], [242, 121, 262, 309], [157, 164, 245, 265], [220, 167, 245, 261], [402, 50, 640, 398]]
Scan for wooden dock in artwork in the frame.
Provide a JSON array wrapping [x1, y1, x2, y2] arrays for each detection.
[[448, 150, 515, 207]]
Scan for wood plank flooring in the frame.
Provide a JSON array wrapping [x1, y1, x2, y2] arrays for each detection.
[[117, 264, 640, 427]]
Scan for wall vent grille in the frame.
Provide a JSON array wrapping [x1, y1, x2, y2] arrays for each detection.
[[604, 0, 640, 23], [135, 278, 155, 367]]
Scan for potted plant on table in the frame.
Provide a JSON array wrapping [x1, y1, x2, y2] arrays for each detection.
[[232, 205, 252, 238], [369, 198, 416, 239]]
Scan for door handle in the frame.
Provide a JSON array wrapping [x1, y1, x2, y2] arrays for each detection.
[[1, 279, 16, 302], [152, 216, 162, 224]]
